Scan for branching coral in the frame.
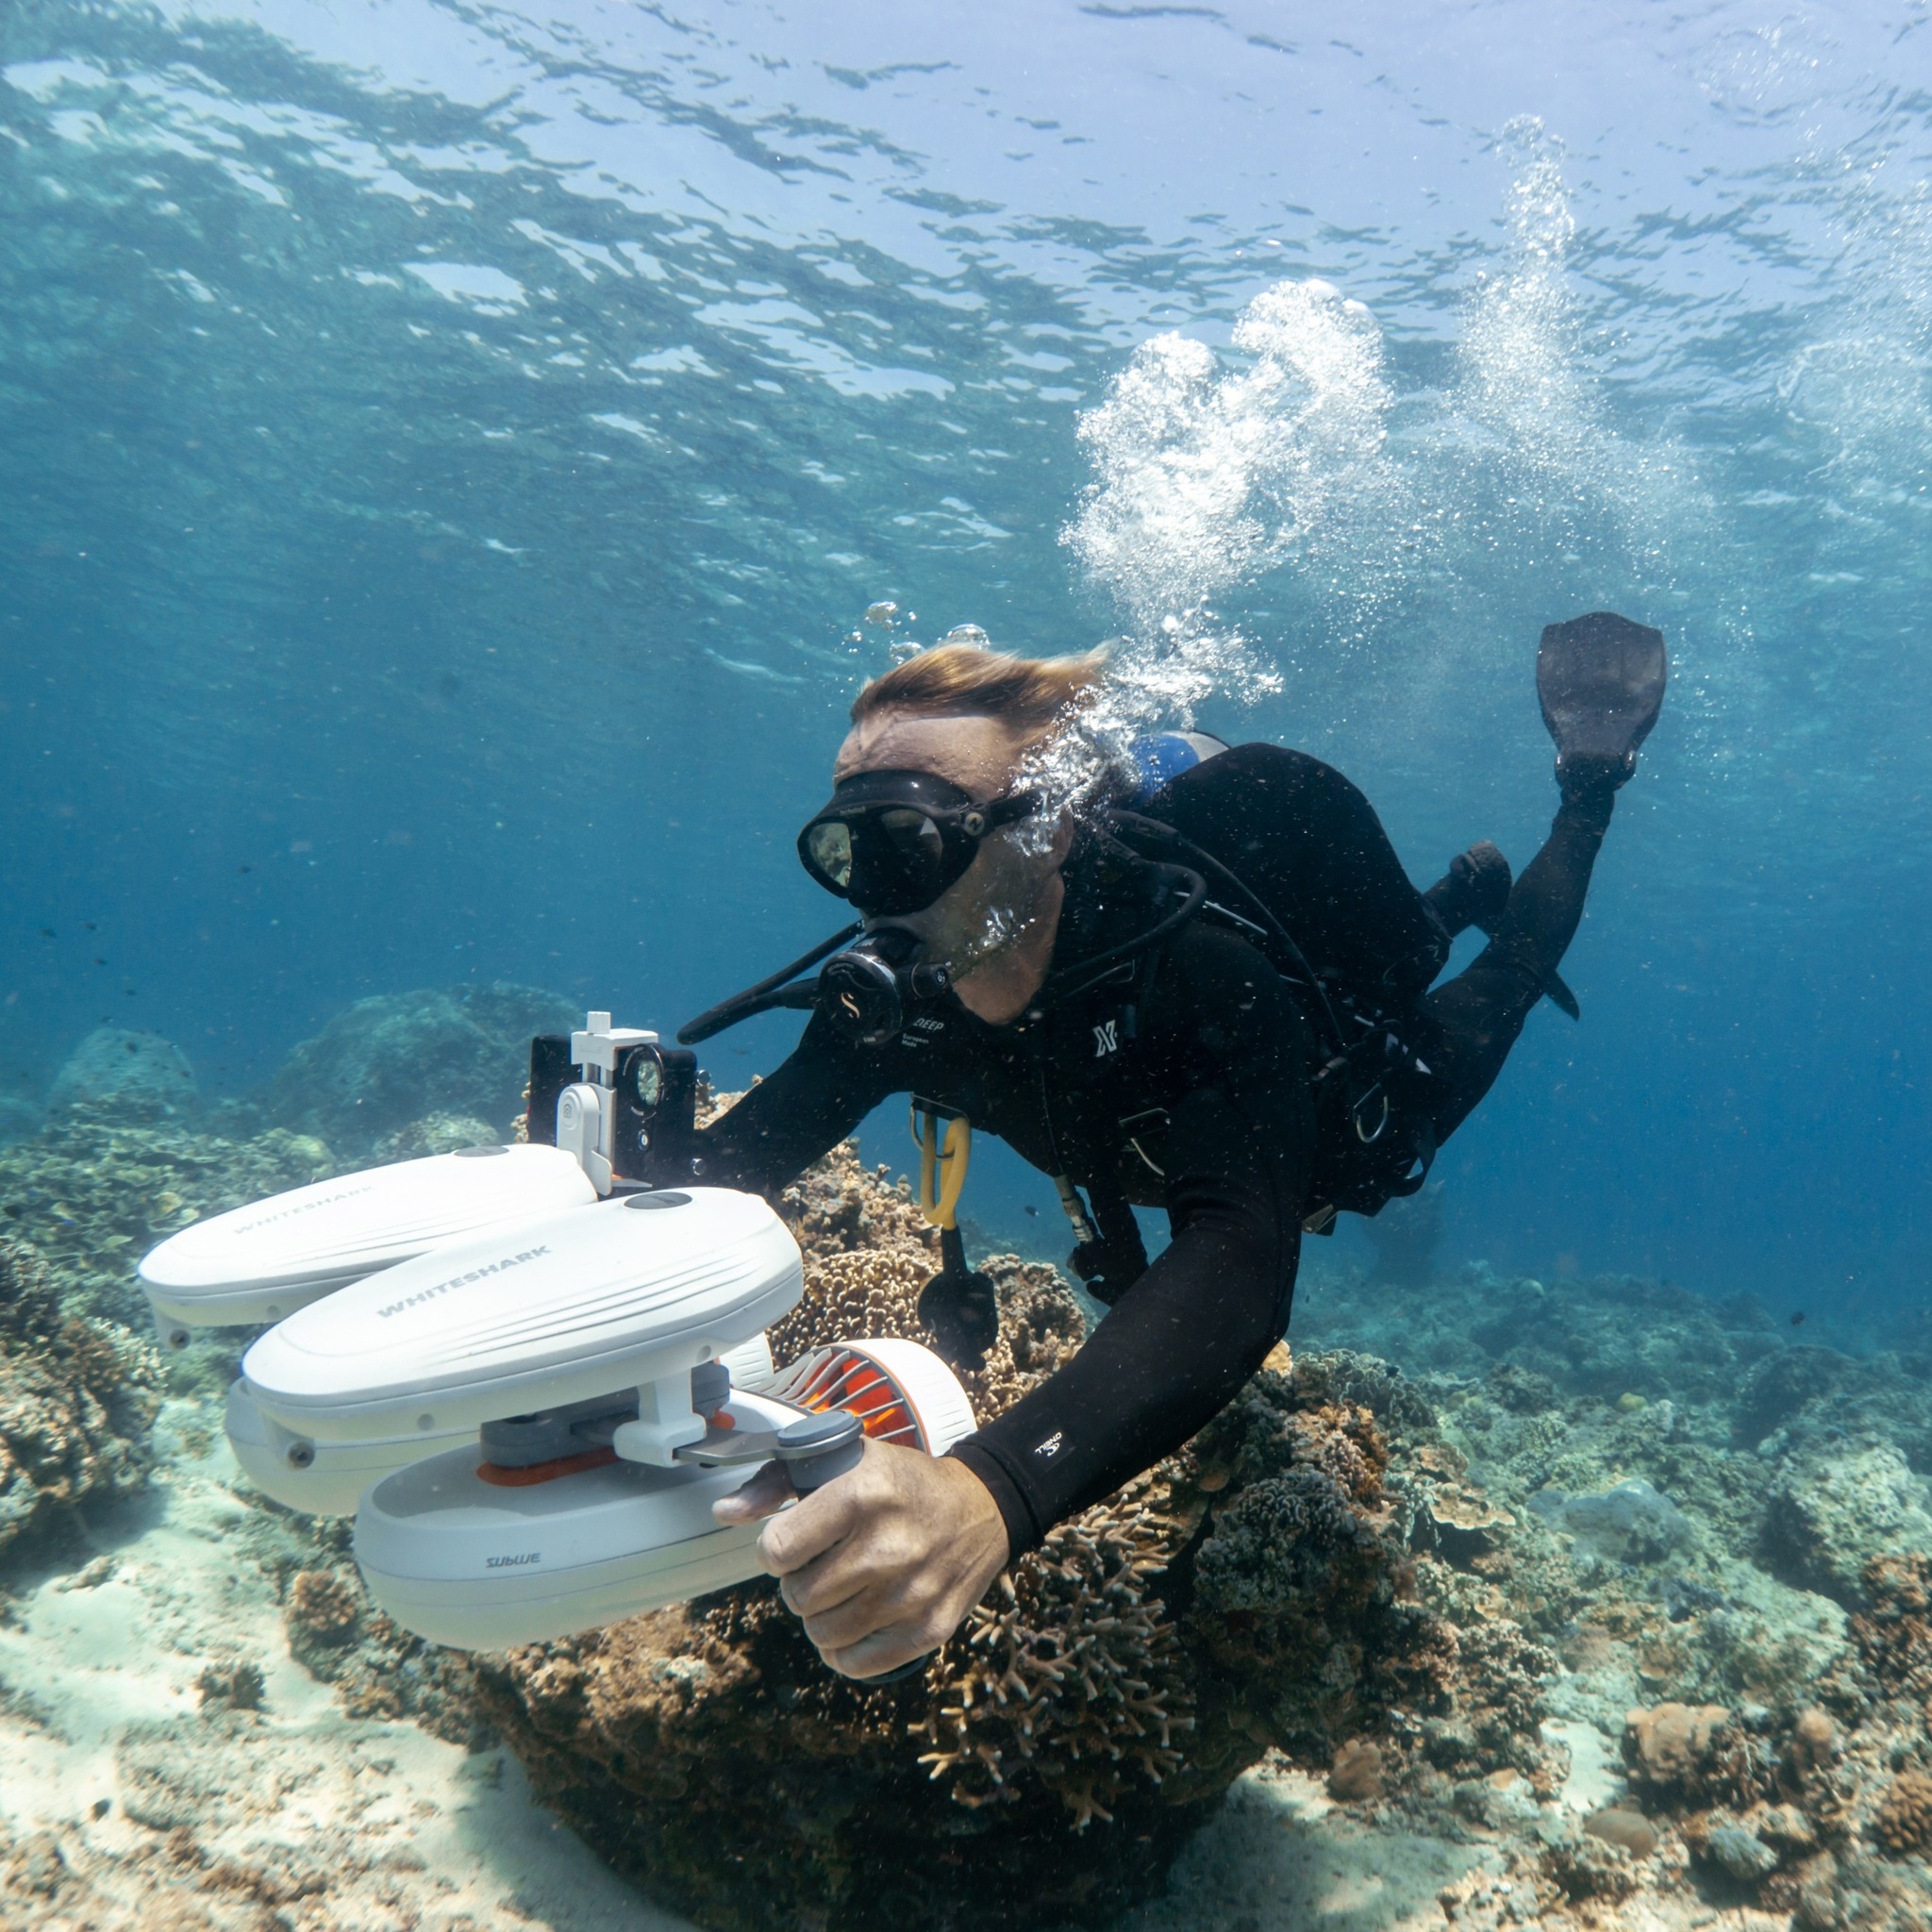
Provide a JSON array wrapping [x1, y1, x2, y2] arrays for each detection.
[[1852, 1555, 1932, 1700], [916, 1476, 1191, 1826]]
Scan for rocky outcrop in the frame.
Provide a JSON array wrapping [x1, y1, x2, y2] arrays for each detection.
[[265, 983, 577, 1153], [1767, 1444, 1932, 1606], [48, 1027, 199, 1121]]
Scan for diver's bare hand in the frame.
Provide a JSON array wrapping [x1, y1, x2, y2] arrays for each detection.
[[712, 1440, 1008, 1678]]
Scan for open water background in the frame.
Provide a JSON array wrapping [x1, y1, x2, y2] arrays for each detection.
[[1, 0, 1927, 1311]]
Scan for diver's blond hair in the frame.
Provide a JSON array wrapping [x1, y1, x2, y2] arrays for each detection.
[[850, 644, 1105, 741]]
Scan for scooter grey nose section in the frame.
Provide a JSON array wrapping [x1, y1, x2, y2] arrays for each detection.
[[1537, 610, 1668, 771]]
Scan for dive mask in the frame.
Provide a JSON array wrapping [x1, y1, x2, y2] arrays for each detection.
[[797, 768, 1040, 917]]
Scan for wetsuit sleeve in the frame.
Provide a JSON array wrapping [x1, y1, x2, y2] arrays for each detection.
[[687, 1011, 896, 1197], [950, 938, 1315, 1553]]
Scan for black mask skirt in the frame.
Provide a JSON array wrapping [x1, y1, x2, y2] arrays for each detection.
[[797, 769, 1038, 917]]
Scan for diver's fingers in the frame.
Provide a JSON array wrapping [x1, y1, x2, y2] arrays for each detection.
[[797, 1571, 928, 1654], [776, 1541, 871, 1620], [772, 1488, 931, 1614], [757, 1486, 857, 1577], [709, 1459, 796, 1525], [822, 1619, 939, 1682], [754, 1443, 883, 1574]]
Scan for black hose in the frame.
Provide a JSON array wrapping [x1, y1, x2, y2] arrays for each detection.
[[676, 924, 860, 1044], [1033, 855, 1207, 1011]]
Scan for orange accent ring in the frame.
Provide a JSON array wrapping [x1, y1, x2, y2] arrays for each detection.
[[476, 1444, 619, 1487]]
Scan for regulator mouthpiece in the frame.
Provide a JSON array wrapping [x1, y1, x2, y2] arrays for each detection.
[[818, 929, 950, 1047]]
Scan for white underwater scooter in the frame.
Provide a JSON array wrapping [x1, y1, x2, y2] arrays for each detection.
[[138, 1014, 975, 1650]]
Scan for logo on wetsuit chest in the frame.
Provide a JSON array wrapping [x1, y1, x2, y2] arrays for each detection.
[[1091, 1019, 1120, 1058]]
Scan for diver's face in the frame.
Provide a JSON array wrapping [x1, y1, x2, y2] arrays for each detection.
[[831, 710, 1067, 967]]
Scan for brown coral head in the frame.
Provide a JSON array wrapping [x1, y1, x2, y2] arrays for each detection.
[[1624, 1702, 1731, 1786], [1583, 1807, 1659, 1857], [1874, 1768, 1932, 1857], [1790, 1706, 1838, 1770], [1326, 1739, 1383, 1804]]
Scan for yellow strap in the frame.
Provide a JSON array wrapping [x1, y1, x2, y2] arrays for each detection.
[[910, 1105, 971, 1230]]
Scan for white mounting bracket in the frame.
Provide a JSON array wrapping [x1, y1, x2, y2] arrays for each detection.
[[570, 1010, 658, 1076], [611, 1371, 708, 1468], [556, 1083, 613, 1196]]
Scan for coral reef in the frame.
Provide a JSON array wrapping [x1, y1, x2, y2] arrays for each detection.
[[0, 1235, 158, 1559], [7, 1044, 1928, 1930], [265, 982, 578, 1153], [369, 1109, 502, 1160], [1287, 1251, 1932, 1928]]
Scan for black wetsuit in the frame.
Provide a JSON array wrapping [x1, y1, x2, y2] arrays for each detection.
[[692, 774, 1618, 1557]]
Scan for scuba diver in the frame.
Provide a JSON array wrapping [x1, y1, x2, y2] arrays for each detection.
[[678, 613, 1666, 1679]]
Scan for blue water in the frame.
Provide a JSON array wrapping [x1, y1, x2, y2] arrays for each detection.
[[1, 0, 1927, 1313]]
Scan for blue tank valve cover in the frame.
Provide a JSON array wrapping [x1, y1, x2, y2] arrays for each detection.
[[1124, 731, 1229, 808]]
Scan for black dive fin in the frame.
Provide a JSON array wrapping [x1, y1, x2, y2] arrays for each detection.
[[1537, 611, 1667, 782], [1543, 970, 1581, 1022]]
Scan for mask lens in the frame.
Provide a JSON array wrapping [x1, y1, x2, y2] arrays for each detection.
[[797, 774, 986, 914], [876, 808, 944, 864], [805, 820, 854, 891], [849, 808, 952, 914]]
